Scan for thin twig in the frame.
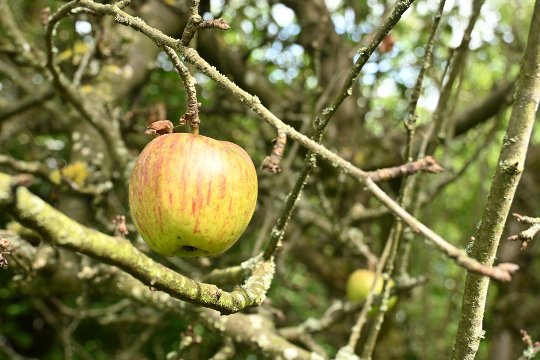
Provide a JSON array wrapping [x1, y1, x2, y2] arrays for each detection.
[[0, 155, 112, 196], [280, 301, 361, 338], [422, 0, 486, 155], [44, 1, 132, 179], [0, 60, 65, 126], [163, 46, 200, 133], [67, 0, 518, 281], [261, 0, 418, 259], [366, 156, 444, 182], [419, 117, 500, 205], [199, 19, 230, 30], [0, 337, 39, 360], [346, 226, 394, 351], [0, 155, 51, 179], [519, 329, 540, 360], [404, 0, 447, 154], [360, 224, 402, 358], [261, 130, 287, 173], [0, 0, 43, 66], [0, 88, 55, 122], [73, 34, 97, 86], [314, 0, 416, 133], [508, 213, 540, 250], [180, 0, 202, 46], [361, 3, 448, 355]]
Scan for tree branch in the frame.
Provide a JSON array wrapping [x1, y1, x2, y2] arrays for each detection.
[[452, 0, 540, 357], [0, 88, 55, 122], [163, 46, 200, 133], [0, 172, 273, 315], [4, 232, 318, 360], [508, 213, 540, 250], [366, 156, 444, 182], [52, 0, 517, 282], [454, 81, 515, 136], [44, 1, 132, 179], [0, 156, 113, 196], [0, 0, 44, 66]]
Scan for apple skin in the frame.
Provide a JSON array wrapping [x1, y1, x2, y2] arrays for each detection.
[[346, 269, 396, 309], [129, 133, 258, 257]]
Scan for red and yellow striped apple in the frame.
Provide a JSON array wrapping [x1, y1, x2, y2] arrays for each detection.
[[129, 133, 258, 257]]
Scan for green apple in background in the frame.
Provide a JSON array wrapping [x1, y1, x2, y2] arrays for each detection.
[[129, 133, 258, 257], [346, 269, 397, 309]]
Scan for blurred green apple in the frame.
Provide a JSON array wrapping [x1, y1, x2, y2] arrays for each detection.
[[129, 133, 257, 257], [346, 269, 396, 309]]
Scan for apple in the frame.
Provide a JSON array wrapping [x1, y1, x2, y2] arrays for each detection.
[[346, 269, 396, 309], [129, 133, 258, 257]]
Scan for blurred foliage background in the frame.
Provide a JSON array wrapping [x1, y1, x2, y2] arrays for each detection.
[[0, 0, 538, 359]]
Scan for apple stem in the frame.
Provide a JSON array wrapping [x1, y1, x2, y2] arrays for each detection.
[[191, 126, 200, 135]]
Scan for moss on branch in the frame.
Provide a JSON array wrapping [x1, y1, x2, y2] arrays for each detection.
[[0, 172, 272, 314], [5, 233, 318, 360], [21, 0, 519, 285]]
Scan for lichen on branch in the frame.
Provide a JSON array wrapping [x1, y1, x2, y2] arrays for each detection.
[[0, 172, 272, 314], [58, 0, 520, 282]]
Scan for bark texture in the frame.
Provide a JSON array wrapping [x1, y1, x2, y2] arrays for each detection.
[[452, 1, 540, 358]]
